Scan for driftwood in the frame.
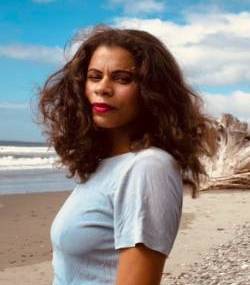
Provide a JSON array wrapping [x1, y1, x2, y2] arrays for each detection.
[[200, 114, 250, 191]]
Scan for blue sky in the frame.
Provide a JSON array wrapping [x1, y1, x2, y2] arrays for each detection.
[[0, 0, 250, 142]]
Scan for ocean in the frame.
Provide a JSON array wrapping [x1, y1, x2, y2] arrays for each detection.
[[0, 141, 76, 195]]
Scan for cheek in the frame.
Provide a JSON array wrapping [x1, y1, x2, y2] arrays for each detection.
[[118, 86, 139, 104], [84, 82, 92, 99], [129, 94, 140, 113], [118, 89, 141, 119]]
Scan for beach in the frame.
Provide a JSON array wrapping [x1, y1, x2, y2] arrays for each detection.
[[0, 189, 249, 284]]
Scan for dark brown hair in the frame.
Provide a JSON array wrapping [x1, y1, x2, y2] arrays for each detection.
[[37, 25, 217, 197]]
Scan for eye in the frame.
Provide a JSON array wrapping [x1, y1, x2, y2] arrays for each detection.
[[87, 74, 101, 82], [113, 75, 133, 84]]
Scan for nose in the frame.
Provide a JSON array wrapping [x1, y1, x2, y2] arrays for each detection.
[[94, 77, 113, 96]]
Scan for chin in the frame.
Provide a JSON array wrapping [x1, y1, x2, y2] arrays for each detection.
[[95, 122, 130, 131], [93, 114, 136, 131], [93, 121, 118, 129]]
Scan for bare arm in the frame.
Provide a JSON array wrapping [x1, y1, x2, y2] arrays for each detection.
[[115, 243, 167, 285]]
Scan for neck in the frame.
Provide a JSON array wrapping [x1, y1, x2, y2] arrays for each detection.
[[107, 129, 131, 156]]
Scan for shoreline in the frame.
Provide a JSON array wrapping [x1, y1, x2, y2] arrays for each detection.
[[0, 189, 249, 284]]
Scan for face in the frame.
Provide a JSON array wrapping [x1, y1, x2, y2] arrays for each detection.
[[85, 45, 141, 133]]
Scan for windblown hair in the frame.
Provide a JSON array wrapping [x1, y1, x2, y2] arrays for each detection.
[[38, 25, 217, 198]]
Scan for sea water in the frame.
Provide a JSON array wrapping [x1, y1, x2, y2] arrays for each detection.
[[0, 142, 75, 195]]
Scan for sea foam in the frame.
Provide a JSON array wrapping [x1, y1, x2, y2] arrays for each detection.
[[0, 145, 59, 170]]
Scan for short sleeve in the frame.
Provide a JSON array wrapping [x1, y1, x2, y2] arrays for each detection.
[[113, 153, 183, 257]]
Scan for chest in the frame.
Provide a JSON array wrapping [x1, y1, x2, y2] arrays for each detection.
[[50, 185, 115, 256]]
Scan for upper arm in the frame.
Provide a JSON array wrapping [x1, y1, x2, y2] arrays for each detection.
[[113, 153, 183, 284], [114, 154, 183, 253], [115, 243, 166, 285]]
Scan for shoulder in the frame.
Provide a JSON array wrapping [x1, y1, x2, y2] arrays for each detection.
[[131, 146, 180, 174], [117, 146, 182, 189], [136, 146, 176, 162]]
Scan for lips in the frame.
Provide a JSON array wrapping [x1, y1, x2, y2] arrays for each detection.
[[92, 102, 115, 109], [92, 102, 116, 113]]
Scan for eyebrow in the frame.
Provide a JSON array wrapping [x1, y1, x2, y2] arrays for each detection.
[[87, 68, 135, 74]]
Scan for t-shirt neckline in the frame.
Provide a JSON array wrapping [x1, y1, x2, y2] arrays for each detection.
[[100, 146, 158, 162], [101, 151, 135, 162]]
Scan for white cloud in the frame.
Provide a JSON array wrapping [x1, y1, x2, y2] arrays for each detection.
[[114, 11, 250, 87], [109, 0, 165, 15], [113, 12, 250, 120], [0, 44, 64, 65], [2, 10, 250, 89], [203, 91, 250, 122]]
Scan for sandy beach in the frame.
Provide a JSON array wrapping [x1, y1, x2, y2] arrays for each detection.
[[0, 189, 249, 285]]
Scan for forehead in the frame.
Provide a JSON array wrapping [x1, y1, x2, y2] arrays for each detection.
[[88, 45, 135, 70]]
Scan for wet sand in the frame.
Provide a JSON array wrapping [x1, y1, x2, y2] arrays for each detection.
[[0, 189, 249, 284]]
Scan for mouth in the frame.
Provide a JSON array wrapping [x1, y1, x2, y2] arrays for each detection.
[[92, 103, 116, 114]]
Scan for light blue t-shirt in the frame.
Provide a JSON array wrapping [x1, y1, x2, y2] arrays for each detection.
[[50, 146, 183, 285]]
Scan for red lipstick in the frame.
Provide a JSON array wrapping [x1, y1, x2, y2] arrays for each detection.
[[92, 103, 116, 113]]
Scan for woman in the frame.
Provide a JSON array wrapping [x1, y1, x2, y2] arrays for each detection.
[[38, 25, 216, 285]]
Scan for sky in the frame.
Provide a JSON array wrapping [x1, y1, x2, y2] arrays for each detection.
[[0, 0, 250, 142]]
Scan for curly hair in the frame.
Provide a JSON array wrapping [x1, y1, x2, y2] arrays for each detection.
[[38, 25, 217, 198]]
